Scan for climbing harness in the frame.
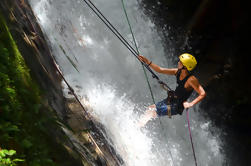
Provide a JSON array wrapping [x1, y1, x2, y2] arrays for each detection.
[[120, 1, 176, 165], [80, 0, 198, 165], [186, 108, 198, 166]]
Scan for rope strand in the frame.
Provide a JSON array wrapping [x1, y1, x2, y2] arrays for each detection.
[[120, 1, 175, 165], [81, 0, 172, 92], [186, 109, 198, 166], [79, 1, 184, 165], [121, 0, 155, 103]]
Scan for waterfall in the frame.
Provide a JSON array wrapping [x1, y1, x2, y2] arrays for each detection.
[[28, 0, 225, 165]]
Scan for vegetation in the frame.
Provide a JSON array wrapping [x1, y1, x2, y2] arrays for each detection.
[[0, 12, 77, 166], [0, 149, 24, 166]]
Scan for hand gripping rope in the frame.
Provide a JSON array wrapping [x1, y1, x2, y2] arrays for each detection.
[[120, 0, 175, 165]]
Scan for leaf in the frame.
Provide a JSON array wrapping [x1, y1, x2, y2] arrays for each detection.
[[1, 133, 12, 141], [65, 55, 80, 73], [59, 44, 66, 54], [43, 158, 53, 164], [6, 87, 15, 95], [13, 158, 24, 162], [5, 150, 16, 156], [0, 150, 6, 157], [33, 104, 41, 114], [5, 158, 11, 164], [59, 44, 79, 73], [21, 139, 33, 149], [5, 125, 20, 132]]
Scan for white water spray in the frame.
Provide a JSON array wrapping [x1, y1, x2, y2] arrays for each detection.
[[28, 0, 225, 165]]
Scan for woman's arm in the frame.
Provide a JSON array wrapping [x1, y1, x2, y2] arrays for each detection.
[[138, 55, 177, 75], [183, 76, 206, 108]]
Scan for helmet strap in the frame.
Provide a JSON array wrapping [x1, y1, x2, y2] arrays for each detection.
[[181, 66, 192, 75], [181, 66, 187, 70]]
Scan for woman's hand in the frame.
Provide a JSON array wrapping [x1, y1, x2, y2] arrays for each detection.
[[138, 55, 151, 65], [183, 101, 193, 109]]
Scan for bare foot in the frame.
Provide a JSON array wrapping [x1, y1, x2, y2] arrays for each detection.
[[137, 110, 157, 128]]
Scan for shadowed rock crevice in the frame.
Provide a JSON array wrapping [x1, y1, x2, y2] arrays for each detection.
[[140, 0, 250, 165]]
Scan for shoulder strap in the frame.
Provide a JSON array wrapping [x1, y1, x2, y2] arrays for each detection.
[[176, 70, 192, 85], [176, 69, 181, 83], [175, 69, 181, 76], [181, 74, 192, 85]]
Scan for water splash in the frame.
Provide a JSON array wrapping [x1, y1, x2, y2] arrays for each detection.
[[28, 0, 225, 165], [85, 83, 157, 165]]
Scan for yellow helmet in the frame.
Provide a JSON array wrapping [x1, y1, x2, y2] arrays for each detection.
[[179, 53, 197, 71]]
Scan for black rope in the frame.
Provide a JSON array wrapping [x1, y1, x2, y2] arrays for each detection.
[[81, 0, 172, 91]]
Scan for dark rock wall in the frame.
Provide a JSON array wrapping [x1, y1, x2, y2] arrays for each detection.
[[141, 0, 250, 165], [0, 0, 122, 165]]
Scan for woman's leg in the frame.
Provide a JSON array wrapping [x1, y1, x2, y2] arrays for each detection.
[[138, 104, 157, 127]]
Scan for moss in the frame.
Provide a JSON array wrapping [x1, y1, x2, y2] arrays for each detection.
[[0, 11, 80, 166]]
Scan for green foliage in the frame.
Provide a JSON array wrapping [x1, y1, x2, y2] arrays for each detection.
[[0, 149, 24, 166], [0, 12, 74, 166]]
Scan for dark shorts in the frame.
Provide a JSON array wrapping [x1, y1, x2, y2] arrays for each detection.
[[155, 99, 180, 116]]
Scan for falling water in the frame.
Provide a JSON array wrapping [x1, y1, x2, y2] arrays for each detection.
[[28, 0, 225, 165]]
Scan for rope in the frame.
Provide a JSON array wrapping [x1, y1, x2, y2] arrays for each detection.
[[68, 2, 198, 165], [80, 1, 178, 165], [38, 45, 123, 165], [121, 0, 155, 103], [120, 1, 175, 165], [50, 55, 91, 119], [186, 109, 198, 166], [81, 0, 172, 92]]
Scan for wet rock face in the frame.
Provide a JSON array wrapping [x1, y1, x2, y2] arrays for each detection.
[[141, 0, 250, 164], [0, 0, 122, 165]]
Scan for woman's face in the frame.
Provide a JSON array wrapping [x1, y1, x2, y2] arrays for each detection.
[[178, 61, 183, 69]]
